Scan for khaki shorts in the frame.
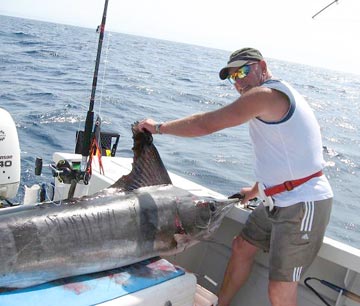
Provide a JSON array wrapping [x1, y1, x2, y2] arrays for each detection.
[[241, 198, 333, 282]]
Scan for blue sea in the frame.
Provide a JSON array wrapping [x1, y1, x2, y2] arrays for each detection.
[[1, 15, 359, 249]]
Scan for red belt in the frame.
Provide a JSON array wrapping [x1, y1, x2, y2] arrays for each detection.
[[264, 170, 323, 197]]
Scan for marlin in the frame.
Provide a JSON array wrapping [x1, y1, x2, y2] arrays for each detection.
[[0, 126, 238, 289]]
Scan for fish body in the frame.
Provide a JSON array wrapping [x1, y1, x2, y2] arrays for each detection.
[[0, 127, 237, 288]]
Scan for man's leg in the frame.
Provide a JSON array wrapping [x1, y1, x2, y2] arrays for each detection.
[[268, 280, 298, 306], [217, 236, 259, 306], [267, 199, 332, 306]]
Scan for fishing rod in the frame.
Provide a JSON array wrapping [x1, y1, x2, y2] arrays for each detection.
[[312, 0, 339, 19], [81, 0, 109, 184], [304, 277, 360, 305]]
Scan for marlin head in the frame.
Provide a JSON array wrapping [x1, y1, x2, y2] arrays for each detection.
[[176, 197, 238, 242]]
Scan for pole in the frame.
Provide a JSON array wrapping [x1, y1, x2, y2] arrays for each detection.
[[312, 0, 339, 19], [81, 0, 109, 179]]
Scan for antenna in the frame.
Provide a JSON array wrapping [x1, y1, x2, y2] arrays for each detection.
[[312, 0, 339, 19]]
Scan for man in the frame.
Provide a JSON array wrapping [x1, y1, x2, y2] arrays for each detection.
[[137, 47, 333, 306]]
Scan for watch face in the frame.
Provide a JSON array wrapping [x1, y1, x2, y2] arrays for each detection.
[[155, 123, 162, 134]]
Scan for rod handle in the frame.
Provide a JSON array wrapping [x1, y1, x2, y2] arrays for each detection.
[[344, 290, 360, 303]]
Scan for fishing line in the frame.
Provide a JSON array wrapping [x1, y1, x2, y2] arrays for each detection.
[[76, 29, 101, 130], [74, 31, 112, 157], [171, 239, 231, 289], [97, 32, 112, 117], [38, 182, 63, 206], [199, 238, 232, 251]]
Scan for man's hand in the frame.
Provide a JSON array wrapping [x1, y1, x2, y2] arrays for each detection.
[[137, 118, 158, 134]]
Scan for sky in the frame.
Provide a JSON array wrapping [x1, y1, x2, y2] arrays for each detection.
[[1, 0, 360, 75]]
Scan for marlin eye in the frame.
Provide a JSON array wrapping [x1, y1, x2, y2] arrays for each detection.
[[209, 202, 216, 212]]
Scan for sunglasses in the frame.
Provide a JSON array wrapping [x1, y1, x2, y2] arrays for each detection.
[[227, 63, 256, 84]]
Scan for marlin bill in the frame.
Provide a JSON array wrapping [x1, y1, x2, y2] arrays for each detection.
[[0, 125, 238, 289]]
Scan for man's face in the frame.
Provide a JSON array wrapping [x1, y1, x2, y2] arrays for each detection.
[[228, 61, 264, 95]]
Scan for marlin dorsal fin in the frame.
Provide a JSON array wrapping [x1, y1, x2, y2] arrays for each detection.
[[111, 123, 172, 191]]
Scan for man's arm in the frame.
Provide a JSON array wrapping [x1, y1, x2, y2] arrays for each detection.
[[138, 87, 289, 137]]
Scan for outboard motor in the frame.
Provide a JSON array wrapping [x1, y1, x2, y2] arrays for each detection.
[[0, 108, 21, 200]]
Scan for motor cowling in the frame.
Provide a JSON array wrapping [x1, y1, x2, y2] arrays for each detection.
[[0, 108, 20, 199]]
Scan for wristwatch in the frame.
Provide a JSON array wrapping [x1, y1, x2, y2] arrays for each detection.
[[155, 123, 163, 134]]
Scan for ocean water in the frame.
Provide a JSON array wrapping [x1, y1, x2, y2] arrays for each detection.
[[1, 15, 359, 249]]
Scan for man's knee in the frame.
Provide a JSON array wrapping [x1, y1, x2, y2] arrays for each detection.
[[231, 236, 258, 260], [268, 281, 298, 306]]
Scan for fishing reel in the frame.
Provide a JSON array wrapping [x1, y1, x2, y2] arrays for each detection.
[[50, 159, 83, 184], [35, 157, 83, 184], [35, 157, 88, 200]]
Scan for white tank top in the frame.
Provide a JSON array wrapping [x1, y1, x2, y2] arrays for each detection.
[[249, 79, 333, 207]]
